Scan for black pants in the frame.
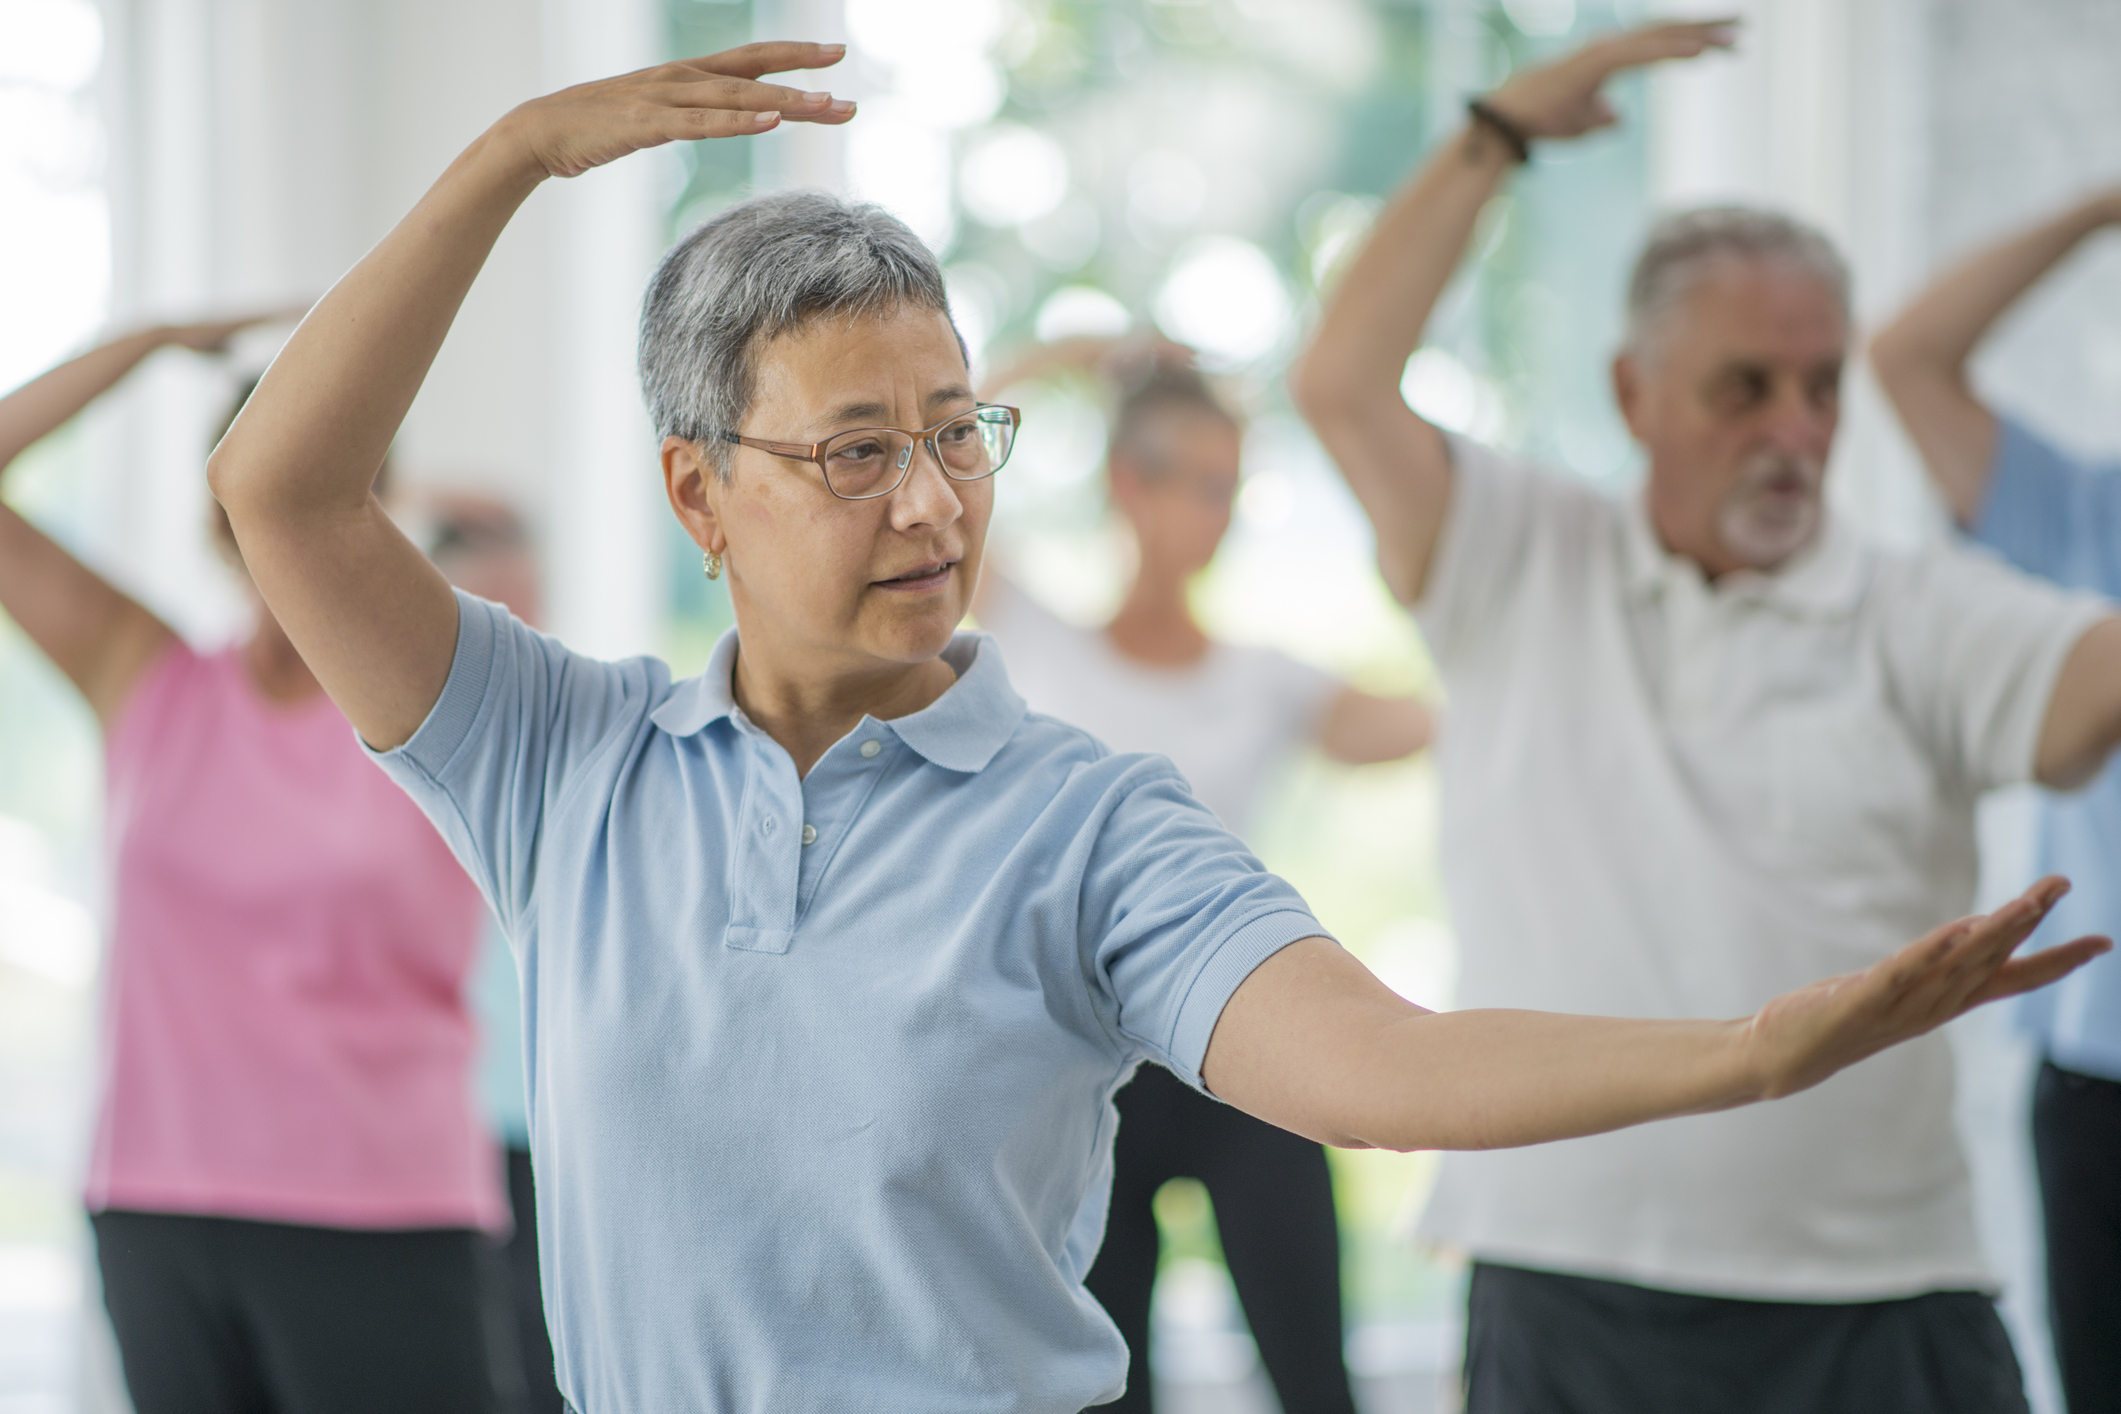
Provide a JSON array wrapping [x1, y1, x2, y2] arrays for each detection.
[[2035, 1060, 2121, 1413], [1085, 1064, 1357, 1413], [1464, 1261, 2027, 1414], [499, 1146, 567, 1414], [93, 1209, 514, 1414]]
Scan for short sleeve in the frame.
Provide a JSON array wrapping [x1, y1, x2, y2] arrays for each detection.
[[1077, 759, 1331, 1087], [1416, 434, 1606, 668], [1972, 416, 2121, 597], [366, 590, 656, 932], [1882, 546, 2112, 793]]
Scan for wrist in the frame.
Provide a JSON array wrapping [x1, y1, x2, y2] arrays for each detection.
[[1728, 1013, 1783, 1103], [471, 111, 560, 198], [1466, 98, 1531, 164]]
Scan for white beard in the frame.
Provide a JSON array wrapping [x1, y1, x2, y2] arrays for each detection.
[[1715, 451, 1823, 570]]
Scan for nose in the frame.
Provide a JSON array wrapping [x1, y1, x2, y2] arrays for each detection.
[[886, 437, 964, 530], [1760, 378, 1832, 457]]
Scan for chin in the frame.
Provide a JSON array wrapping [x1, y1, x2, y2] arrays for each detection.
[[866, 611, 963, 665]]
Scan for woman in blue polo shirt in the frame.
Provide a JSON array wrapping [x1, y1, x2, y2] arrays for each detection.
[[206, 36, 2104, 1414]]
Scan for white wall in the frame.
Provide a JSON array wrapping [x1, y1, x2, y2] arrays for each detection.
[[90, 0, 666, 657]]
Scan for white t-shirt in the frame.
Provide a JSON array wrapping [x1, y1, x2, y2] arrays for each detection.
[[1415, 437, 2108, 1301], [977, 577, 1338, 835]]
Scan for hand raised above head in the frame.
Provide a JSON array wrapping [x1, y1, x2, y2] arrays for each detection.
[[498, 41, 856, 182], [1485, 20, 1738, 142]]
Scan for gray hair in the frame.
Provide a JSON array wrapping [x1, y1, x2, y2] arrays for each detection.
[[1624, 206, 1850, 358], [638, 191, 960, 476]]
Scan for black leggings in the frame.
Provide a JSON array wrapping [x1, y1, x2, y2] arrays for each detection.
[[93, 1209, 514, 1414], [2034, 1061, 2121, 1414], [1085, 1064, 1357, 1413]]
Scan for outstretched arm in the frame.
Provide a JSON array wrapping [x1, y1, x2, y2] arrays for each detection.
[[1292, 22, 1734, 605], [1871, 189, 2121, 526], [0, 316, 283, 723], [1203, 877, 2103, 1151], [1316, 687, 1432, 765], [208, 44, 853, 751]]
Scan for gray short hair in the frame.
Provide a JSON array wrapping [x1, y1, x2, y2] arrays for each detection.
[[1625, 206, 1850, 358], [638, 191, 959, 476]]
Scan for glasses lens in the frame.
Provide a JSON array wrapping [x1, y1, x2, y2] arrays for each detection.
[[936, 407, 1016, 481], [821, 428, 915, 498]]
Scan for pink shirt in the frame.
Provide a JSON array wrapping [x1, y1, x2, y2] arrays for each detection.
[[88, 641, 504, 1230]]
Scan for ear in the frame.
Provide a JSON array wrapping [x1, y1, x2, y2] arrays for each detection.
[[1612, 351, 1650, 443], [663, 437, 727, 555]]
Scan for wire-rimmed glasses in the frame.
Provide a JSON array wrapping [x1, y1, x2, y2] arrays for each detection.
[[720, 404, 1021, 501]]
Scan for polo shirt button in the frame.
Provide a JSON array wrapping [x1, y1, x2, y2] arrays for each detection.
[[760, 817, 776, 837], [800, 824, 818, 846], [860, 740, 882, 758]]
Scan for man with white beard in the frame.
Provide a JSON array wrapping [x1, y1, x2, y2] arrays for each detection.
[[1295, 24, 2121, 1414]]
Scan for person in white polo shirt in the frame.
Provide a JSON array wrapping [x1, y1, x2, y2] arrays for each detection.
[[1295, 22, 2121, 1414]]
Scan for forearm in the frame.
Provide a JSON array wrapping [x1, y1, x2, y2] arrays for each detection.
[[0, 329, 166, 470], [1332, 1008, 1758, 1152], [1318, 687, 1432, 765], [1874, 195, 2117, 384], [1203, 938, 1762, 1151], [1294, 124, 1513, 414]]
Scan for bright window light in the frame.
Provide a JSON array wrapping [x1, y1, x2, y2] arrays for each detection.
[[1152, 236, 1290, 366], [960, 124, 1069, 229], [1033, 285, 1130, 343], [1401, 347, 1507, 443]]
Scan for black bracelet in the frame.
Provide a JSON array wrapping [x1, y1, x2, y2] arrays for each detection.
[[1466, 98, 1531, 164]]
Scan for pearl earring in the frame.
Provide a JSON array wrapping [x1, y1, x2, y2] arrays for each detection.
[[702, 551, 723, 581]]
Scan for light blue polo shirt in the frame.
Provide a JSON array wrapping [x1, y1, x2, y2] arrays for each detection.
[[372, 590, 1327, 1414], [1974, 417, 2121, 1082]]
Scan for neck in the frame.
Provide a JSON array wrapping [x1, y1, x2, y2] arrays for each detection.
[[733, 643, 958, 778], [242, 610, 325, 706], [1106, 560, 1209, 667]]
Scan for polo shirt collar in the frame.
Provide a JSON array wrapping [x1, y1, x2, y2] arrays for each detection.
[[1619, 492, 1866, 620], [647, 629, 1027, 773]]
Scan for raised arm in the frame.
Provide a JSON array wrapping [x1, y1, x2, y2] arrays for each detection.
[[1871, 189, 2121, 525], [207, 44, 853, 750], [1, 317, 281, 723], [1292, 22, 1734, 605], [1203, 877, 2103, 1152]]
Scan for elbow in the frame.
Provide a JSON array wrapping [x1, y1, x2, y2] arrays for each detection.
[[1866, 322, 1955, 412], [1291, 344, 1370, 431]]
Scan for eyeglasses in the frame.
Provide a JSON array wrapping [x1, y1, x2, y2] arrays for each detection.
[[720, 404, 1022, 501]]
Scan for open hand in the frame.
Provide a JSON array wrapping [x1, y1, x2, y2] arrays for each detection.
[[1746, 877, 2108, 1100], [1486, 20, 1737, 141], [499, 41, 855, 181]]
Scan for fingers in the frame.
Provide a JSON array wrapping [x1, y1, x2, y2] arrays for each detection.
[[656, 73, 855, 128], [1915, 876, 2071, 1017], [1590, 19, 1739, 71], [662, 75, 835, 115], [686, 40, 846, 82], [1970, 936, 2113, 1006]]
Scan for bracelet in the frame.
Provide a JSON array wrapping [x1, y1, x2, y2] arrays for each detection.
[[1466, 98, 1532, 164]]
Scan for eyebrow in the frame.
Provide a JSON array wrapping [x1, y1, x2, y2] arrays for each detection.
[[821, 385, 977, 429]]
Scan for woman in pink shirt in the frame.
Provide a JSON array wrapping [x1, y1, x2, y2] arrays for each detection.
[[0, 320, 511, 1413]]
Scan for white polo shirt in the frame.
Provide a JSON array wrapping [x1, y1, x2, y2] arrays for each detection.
[[976, 576, 1337, 834], [1415, 437, 2108, 1301]]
